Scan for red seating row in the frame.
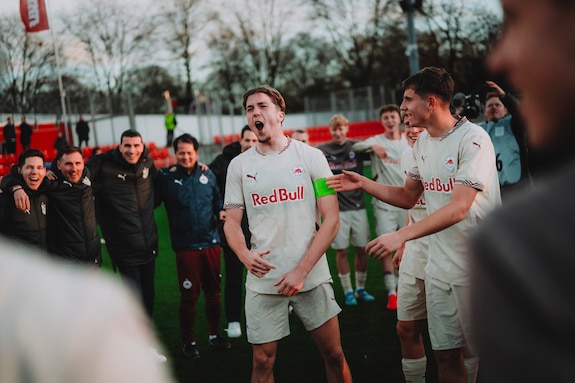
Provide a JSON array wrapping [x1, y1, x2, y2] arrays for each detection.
[[212, 121, 384, 146]]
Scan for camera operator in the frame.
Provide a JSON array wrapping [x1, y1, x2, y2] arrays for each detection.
[[479, 80, 530, 202]]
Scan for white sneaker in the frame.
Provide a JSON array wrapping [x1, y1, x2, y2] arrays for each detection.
[[227, 321, 242, 338], [149, 347, 168, 363]]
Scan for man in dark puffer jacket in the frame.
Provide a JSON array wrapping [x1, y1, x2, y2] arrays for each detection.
[[87, 130, 159, 319], [2, 146, 101, 266], [0, 149, 49, 251]]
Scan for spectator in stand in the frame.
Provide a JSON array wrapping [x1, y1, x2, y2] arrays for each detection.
[[75, 116, 90, 148], [209, 125, 258, 338], [317, 114, 375, 306], [54, 130, 68, 151], [352, 104, 409, 310], [3, 117, 16, 155], [19, 116, 33, 151]]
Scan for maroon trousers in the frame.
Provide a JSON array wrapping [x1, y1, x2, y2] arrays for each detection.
[[176, 246, 222, 343]]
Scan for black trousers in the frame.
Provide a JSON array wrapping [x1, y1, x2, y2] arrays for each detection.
[[222, 244, 245, 323], [118, 259, 156, 320]]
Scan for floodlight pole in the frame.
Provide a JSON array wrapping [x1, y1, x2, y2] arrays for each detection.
[[403, 0, 420, 75]]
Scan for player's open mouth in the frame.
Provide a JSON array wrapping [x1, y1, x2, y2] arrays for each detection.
[[255, 121, 264, 130]]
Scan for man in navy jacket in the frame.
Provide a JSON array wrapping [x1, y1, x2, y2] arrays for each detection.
[[156, 133, 230, 359]]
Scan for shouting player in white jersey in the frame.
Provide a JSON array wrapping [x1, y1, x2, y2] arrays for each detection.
[[327, 67, 501, 383], [224, 85, 352, 383]]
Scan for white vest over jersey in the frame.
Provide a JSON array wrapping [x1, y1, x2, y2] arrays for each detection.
[[408, 119, 501, 285], [224, 138, 334, 294]]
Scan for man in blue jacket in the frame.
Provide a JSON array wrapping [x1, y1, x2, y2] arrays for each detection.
[[157, 133, 230, 359]]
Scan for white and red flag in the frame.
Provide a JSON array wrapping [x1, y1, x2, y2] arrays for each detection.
[[20, 0, 50, 33]]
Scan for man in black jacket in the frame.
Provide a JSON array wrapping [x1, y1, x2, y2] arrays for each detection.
[[19, 116, 33, 151], [0, 149, 48, 250], [3, 146, 101, 267], [87, 130, 159, 319], [209, 125, 257, 338]]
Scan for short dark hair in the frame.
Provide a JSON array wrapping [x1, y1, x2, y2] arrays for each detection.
[[242, 85, 286, 113], [18, 148, 44, 167], [241, 125, 252, 138], [120, 129, 142, 142], [378, 104, 401, 118], [402, 66, 454, 104], [57, 146, 82, 160], [173, 133, 199, 152]]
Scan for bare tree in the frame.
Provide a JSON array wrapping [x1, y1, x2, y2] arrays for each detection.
[[307, 0, 404, 88], [419, 0, 502, 89], [0, 14, 56, 114], [62, 0, 158, 108], [157, 0, 215, 107]]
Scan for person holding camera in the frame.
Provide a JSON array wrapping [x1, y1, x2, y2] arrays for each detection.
[[479, 80, 530, 202]]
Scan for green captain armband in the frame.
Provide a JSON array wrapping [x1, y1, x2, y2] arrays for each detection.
[[313, 177, 336, 198]]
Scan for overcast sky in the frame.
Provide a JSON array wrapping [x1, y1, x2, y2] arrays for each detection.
[[2, 0, 502, 17]]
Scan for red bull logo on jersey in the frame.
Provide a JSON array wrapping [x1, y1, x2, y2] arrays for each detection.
[[423, 177, 455, 193], [251, 186, 304, 206], [292, 166, 306, 177], [444, 155, 455, 171]]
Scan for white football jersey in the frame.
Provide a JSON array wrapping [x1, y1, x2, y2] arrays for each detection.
[[408, 119, 501, 285], [224, 138, 334, 294]]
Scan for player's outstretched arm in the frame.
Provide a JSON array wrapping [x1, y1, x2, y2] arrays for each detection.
[[366, 184, 477, 259]]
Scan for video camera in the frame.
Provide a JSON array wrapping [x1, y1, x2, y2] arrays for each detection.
[[451, 84, 495, 120]]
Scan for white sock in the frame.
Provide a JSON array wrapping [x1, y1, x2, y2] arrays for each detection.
[[402, 356, 427, 383], [355, 271, 367, 290], [464, 356, 479, 383], [338, 273, 353, 294], [384, 272, 397, 296]]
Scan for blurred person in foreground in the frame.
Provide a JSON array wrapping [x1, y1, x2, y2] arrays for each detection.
[[224, 85, 352, 382], [209, 125, 258, 338], [470, 0, 575, 382], [0, 238, 174, 383]]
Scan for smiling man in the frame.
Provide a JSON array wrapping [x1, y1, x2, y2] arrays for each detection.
[[1, 146, 101, 266], [224, 85, 352, 383], [157, 133, 230, 359], [327, 67, 501, 383], [0, 149, 48, 250], [87, 129, 160, 321]]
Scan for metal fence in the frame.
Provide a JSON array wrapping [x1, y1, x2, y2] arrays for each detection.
[[303, 85, 400, 126]]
